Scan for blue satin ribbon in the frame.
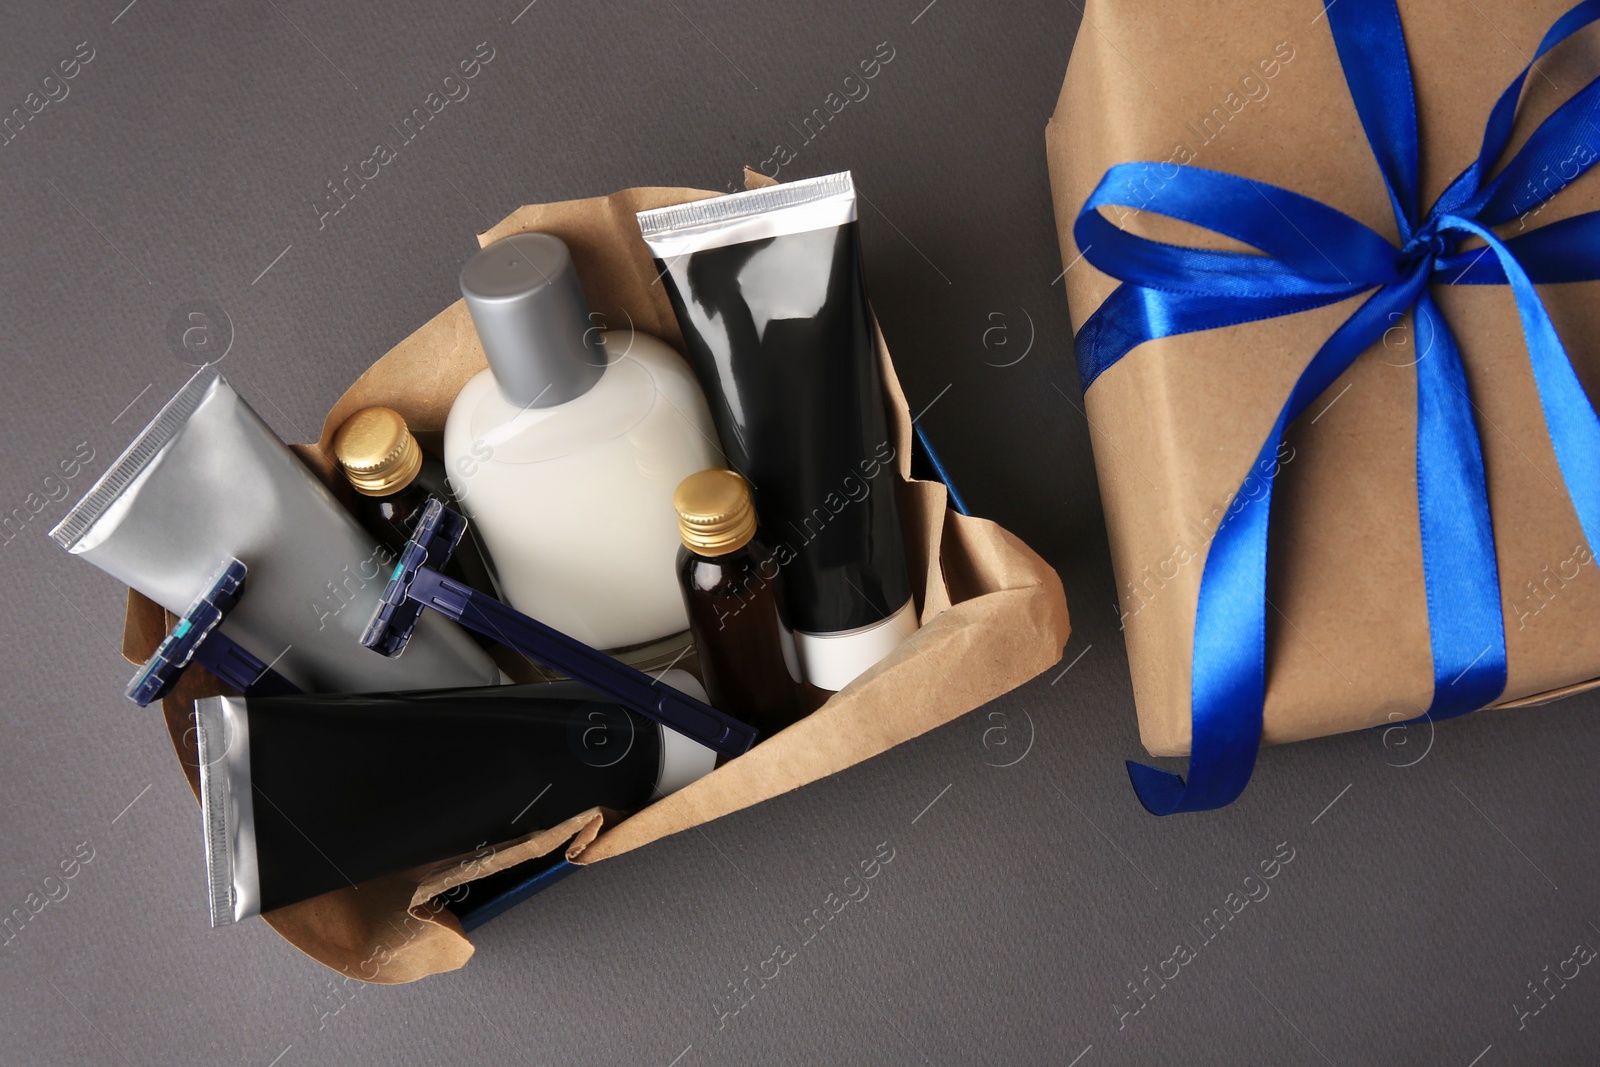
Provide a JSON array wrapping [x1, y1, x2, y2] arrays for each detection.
[[1074, 0, 1600, 814]]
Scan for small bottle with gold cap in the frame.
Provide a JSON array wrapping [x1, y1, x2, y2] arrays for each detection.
[[674, 468, 805, 737], [332, 406, 499, 599]]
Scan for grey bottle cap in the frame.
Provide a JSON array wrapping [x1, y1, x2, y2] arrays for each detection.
[[459, 233, 605, 408]]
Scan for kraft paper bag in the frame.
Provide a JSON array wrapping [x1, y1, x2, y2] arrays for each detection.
[[123, 170, 1071, 981]]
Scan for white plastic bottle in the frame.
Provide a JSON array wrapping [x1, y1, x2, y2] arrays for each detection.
[[446, 233, 724, 655]]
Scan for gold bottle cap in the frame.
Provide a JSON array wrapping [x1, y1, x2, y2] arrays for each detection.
[[674, 469, 758, 556], [332, 406, 423, 497]]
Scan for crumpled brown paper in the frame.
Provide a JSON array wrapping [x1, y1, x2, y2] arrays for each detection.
[[1047, 1, 1600, 756], [123, 169, 1071, 982]]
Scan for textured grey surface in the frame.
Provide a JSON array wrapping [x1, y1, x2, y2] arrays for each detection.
[[2, 1, 1597, 1064]]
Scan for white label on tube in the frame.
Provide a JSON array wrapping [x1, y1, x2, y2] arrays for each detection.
[[794, 599, 919, 692]]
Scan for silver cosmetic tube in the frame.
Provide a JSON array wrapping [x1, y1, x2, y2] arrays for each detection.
[[51, 367, 499, 694]]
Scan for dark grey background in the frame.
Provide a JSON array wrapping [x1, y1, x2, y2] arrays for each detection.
[[3, 1, 1596, 1064]]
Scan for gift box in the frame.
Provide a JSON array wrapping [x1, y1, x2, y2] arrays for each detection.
[[121, 170, 1070, 981], [1047, 0, 1600, 811]]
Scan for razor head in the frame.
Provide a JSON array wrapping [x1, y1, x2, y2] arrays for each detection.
[[361, 497, 465, 658], [127, 559, 248, 706]]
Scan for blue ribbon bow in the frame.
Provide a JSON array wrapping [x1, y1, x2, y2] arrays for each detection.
[[1073, 0, 1600, 814]]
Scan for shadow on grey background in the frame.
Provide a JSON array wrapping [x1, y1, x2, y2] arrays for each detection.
[[1, 1, 1595, 1064]]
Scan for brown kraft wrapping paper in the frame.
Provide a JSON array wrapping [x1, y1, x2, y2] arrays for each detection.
[[121, 169, 1071, 982], [1047, 0, 1600, 757]]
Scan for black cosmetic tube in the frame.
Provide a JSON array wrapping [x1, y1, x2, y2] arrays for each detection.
[[637, 172, 918, 693], [195, 674, 716, 925]]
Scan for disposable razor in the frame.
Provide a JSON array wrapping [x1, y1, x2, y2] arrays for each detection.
[[126, 559, 299, 706], [362, 499, 759, 759]]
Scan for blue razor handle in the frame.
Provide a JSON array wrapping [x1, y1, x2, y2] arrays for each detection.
[[363, 499, 759, 759], [126, 559, 299, 706]]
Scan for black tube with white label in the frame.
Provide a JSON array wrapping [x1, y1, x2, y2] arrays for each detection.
[[637, 172, 917, 692], [196, 672, 717, 925]]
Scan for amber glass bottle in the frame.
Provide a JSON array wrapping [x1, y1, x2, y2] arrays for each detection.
[[332, 406, 499, 598], [673, 469, 805, 737]]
